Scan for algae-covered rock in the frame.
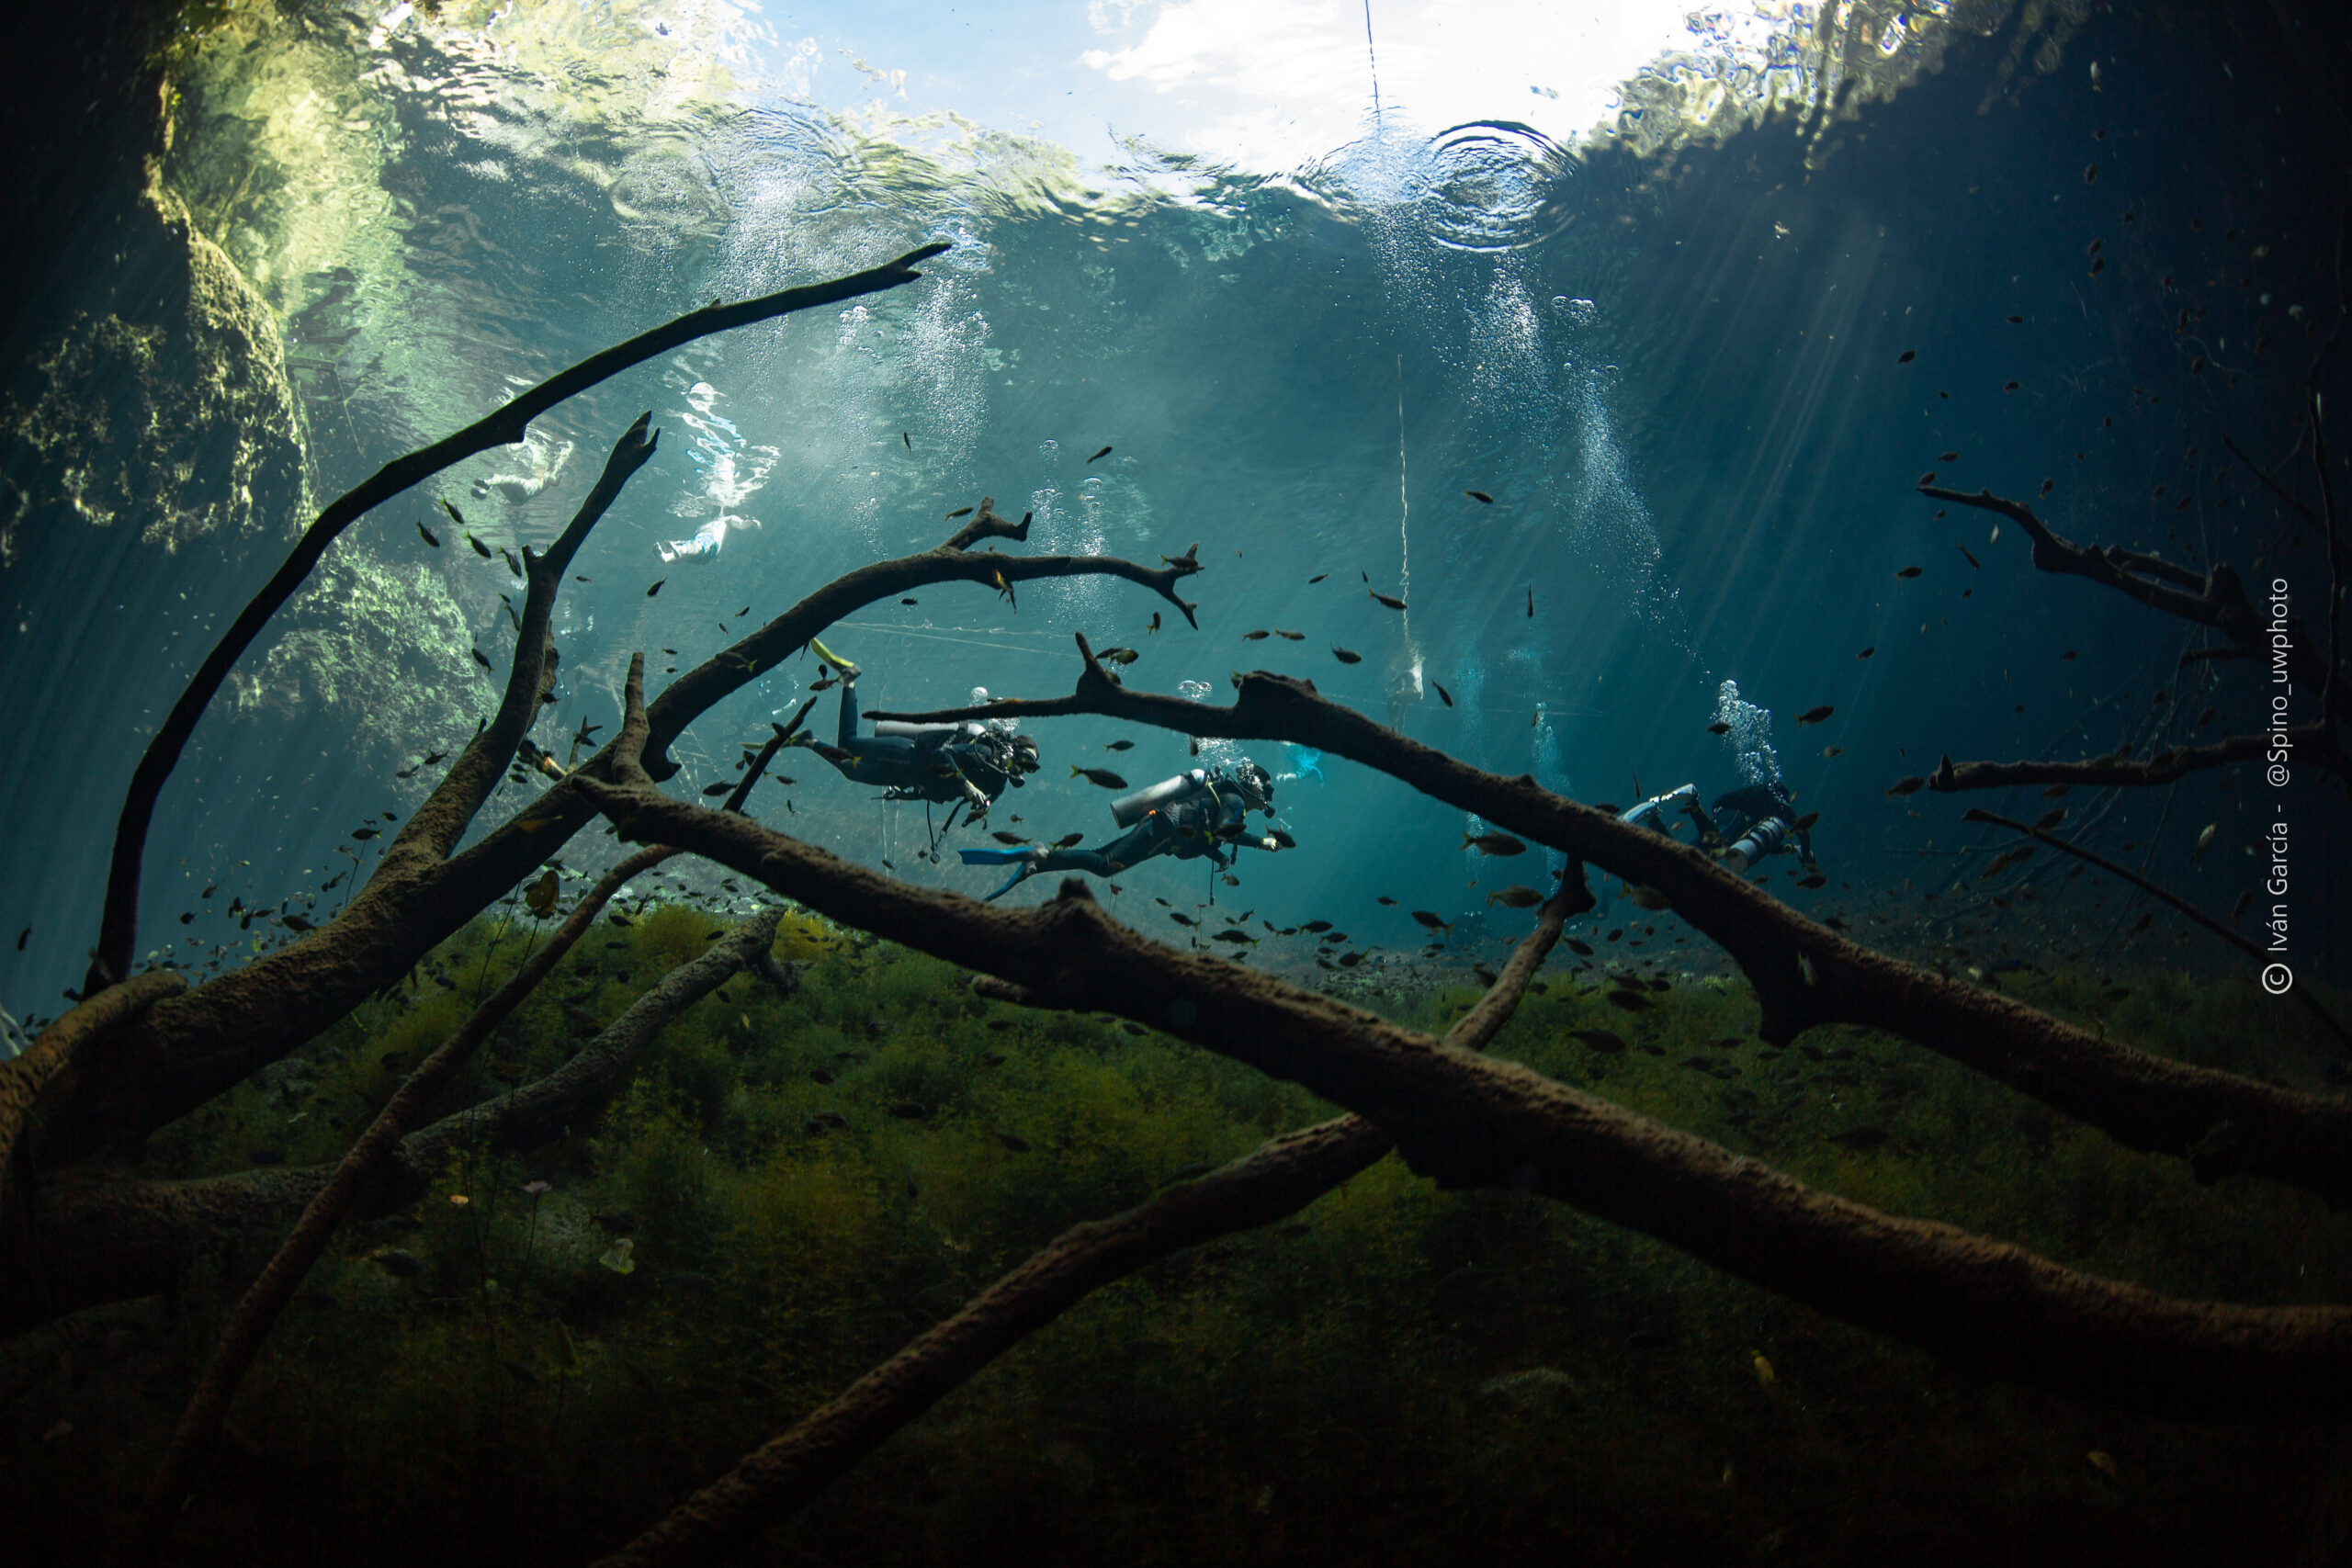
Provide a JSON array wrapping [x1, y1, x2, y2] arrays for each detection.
[[0, 159, 308, 565], [226, 544, 497, 775]]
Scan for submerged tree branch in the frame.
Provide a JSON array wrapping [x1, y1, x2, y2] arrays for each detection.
[[866, 638, 2352, 1208], [1924, 731, 2290, 793], [597, 893, 1580, 1566], [120, 846, 679, 1568], [42, 514, 1196, 1166], [88, 243, 948, 995], [571, 754, 2352, 1426]]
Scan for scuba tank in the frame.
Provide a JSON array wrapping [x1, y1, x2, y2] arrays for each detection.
[[1724, 815, 1788, 873], [1112, 769, 1206, 828], [872, 719, 960, 740]]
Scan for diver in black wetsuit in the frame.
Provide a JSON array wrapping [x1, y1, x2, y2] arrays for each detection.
[[1603, 778, 1817, 912], [797, 642, 1040, 816], [960, 760, 1283, 900]]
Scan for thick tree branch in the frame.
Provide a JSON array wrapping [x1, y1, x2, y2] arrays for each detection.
[[861, 639, 2352, 1208], [120, 846, 678, 1568], [88, 244, 947, 995], [596, 890, 1583, 1566], [3, 905, 773, 1337], [569, 769, 2352, 1425], [40, 521, 1191, 1165]]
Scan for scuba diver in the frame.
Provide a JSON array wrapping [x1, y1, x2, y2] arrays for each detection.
[[656, 512, 756, 565], [959, 758, 1284, 901], [796, 638, 1041, 833], [1607, 779, 1818, 910]]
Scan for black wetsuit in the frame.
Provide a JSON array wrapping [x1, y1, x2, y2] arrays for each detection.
[[1028, 780, 1261, 879], [1712, 782, 1815, 867], [809, 681, 1019, 809]]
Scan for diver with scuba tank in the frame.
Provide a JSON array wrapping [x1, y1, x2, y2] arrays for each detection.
[[960, 758, 1285, 900], [795, 638, 1041, 816], [1604, 778, 1818, 911]]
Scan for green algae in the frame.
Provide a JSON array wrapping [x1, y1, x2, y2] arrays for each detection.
[[5, 911, 2346, 1566]]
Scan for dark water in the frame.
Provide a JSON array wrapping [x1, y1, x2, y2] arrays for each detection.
[[1, 1, 2346, 1562]]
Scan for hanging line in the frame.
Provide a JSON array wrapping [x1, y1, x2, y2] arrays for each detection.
[[1363, 0, 1383, 121]]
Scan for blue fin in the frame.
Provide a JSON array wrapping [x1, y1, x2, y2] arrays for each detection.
[[957, 847, 1032, 865]]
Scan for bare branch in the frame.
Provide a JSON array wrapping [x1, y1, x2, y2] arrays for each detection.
[[863, 638, 2352, 1207], [88, 244, 948, 995], [122, 844, 679, 1566], [569, 773, 2352, 1426], [1925, 731, 2295, 793]]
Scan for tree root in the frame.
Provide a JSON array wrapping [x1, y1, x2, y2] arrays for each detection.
[[865, 638, 2352, 1208]]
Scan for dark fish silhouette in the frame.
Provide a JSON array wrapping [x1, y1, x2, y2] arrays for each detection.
[[1148, 613, 1161, 635], [1275, 629, 1304, 640], [1071, 765, 1127, 788], [1486, 886, 1544, 908], [416, 519, 440, 547], [1434, 682, 1453, 706], [1796, 705, 1835, 726], [1376, 895, 1396, 905], [1410, 909, 1452, 932], [1526, 587, 1533, 618], [442, 498, 467, 527], [1572, 1028, 1627, 1053], [901, 597, 918, 605], [1793, 812, 1820, 832], [1895, 566, 1922, 579], [1370, 589, 1406, 611], [1330, 645, 1362, 664], [647, 579, 665, 597], [1462, 831, 1526, 856], [1896, 349, 1916, 363], [1104, 740, 1134, 751], [467, 534, 492, 558], [1464, 490, 1494, 503], [1307, 573, 1329, 583], [1087, 445, 1113, 463], [1857, 646, 1876, 659], [1885, 776, 1926, 797], [1242, 629, 1270, 641], [1707, 720, 1731, 735], [1957, 546, 1980, 569], [700, 783, 731, 797], [1054, 832, 1085, 848], [471, 648, 492, 671], [991, 831, 1026, 844], [1170, 912, 1199, 927], [500, 546, 523, 577], [945, 506, 974, 519]]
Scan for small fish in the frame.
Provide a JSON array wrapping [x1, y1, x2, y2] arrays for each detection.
[[1795, 705, 1835, 727], [471, 648, 492, 671], [991, 831, 1026, 845], [1369, 590, 1406, 611], [1486, 886, 1544, 908], [903, 432, 911, 448], [700, 782, 732, 797], [1919, 471, 1938, 487], [1990, 522, 2000, 545], [1897, 349, 1916, 363], [2034, 807, 2068, 831], [1571, 1028, 1627, 1053], [1307, 573, 1329, 583], [900, 597, 918, 606], [441, 498, 468, 528], [1526, 587, 1534, 618], [1707, 721, 1731, 736], [1857, 646, 1876, 660], [647, 579, 664, 597], [1463, 831, 1527, 857], [416, 519, 440, 547], [283, 913, 317, 932], [1434, 682, 1453, 707], [1087, 445, 1113, 463], [1302, 920, 1333, 933], [1410, 910, 1452, 933], [599, 1238, 637, 1275], [1895, 565, 1923, 579], [1242, 629, 1271, 641], [2195, 822, 2217, 854], [1464, 490, 1494, 504], [1826, 1124, 1888, 1151], [1823, 746, 1844, 758], [1267, 828, 1296, 849], [2005, 313, 2024, 324], [1071, 765, 1128, 788], [525, 868, 560, 916], [467, 533, 492, 558], [1957, 545, 1981, 569], [1104, 740, 1134, 751], [1884, 776, 1926, 796], [1098, 647, 1139, 666], [2003, 380, 2020, 393], [500, 546, 523, 577], [1275, 629, 1305, 640], [14, 926, 25, 952], [1170, 912, 1199, 927], [1054, 832, 1085, 849], [2086, 1450, 2120, 1481], [945, 506, 975, 519], [1376, 895, 1396, 906], [1147, 613, 1162, 636], [1330, 645, 1363, 664], [1752, 1351, 1776, 1386]]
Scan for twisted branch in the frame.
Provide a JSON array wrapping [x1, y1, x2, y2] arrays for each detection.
[[88, 243, 948, 994], [569, 705, 2352, 1427], [865, 637, 2352, 1207]]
